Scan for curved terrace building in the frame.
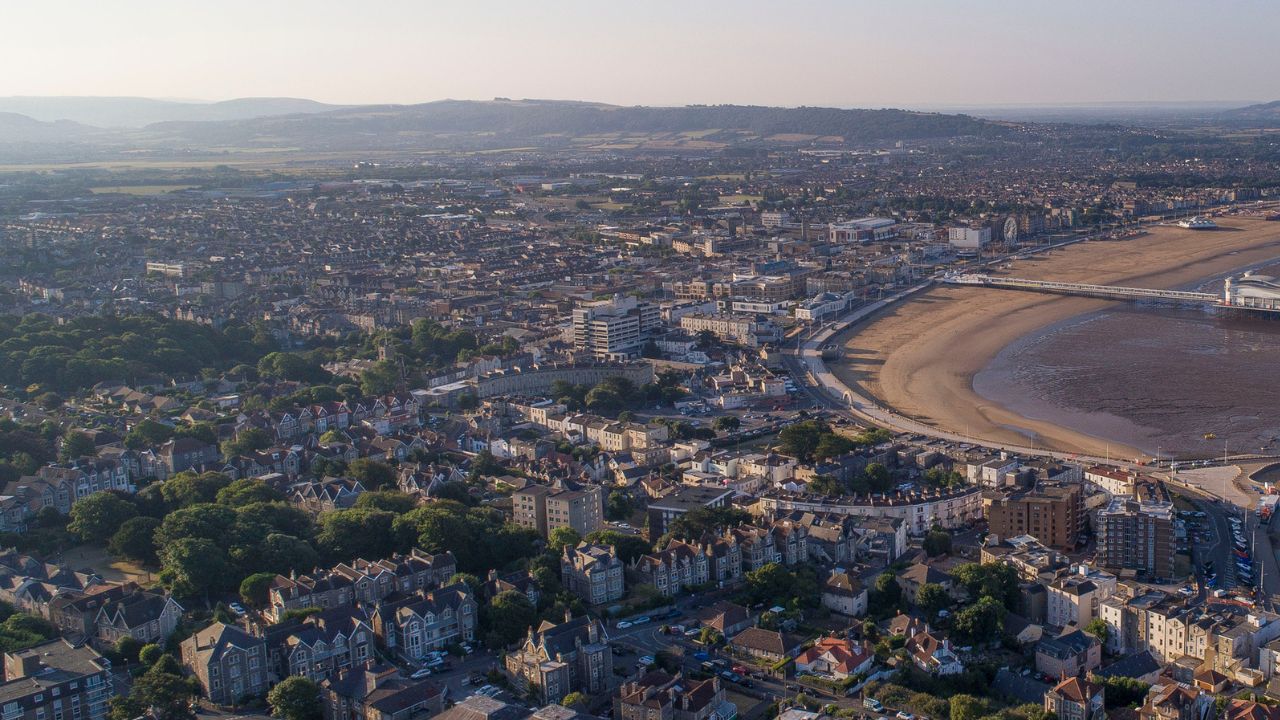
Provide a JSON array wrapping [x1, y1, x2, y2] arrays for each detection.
[[755, 486, 983, 534]]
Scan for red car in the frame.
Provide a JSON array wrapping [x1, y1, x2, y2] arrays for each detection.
[[732, 665, 749, 675]]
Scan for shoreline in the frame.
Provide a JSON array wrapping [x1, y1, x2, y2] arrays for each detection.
[[830, 219, 1280, 461]]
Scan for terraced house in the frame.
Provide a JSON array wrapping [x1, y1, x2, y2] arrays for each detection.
[[371, 584, 477, 662], [181, 623, 269, 706], [561, 542, 624, 605], [505, 613, 612, 704], [633, 536, 741, 597], [263, 606, 376, 683], [93, 586, 183, 646], [266, 550, 456, 621]]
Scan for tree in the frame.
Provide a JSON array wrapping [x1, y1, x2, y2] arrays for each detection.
[[216, 479, 284, 506], [951, 562, 1021, 610], [348, 458, 395, 490], [160, 538, 232, 598], [807, 475, 845, 497], [110, 516, 162, 564], [268, 676, 323, 720], [68, 492, 137, 542], [125, 419, 174, 449], [131, 658, 199, 720], [949, 694, 987, 720], [1084, 618, 1110, 646], [862, 463, 894, 493], [923, 530, 952, 557], [584, 530, 652, 564], [447, 573, 483, 596], [868, 572, 903, 617], [315, 509, 398, 563], [814, 433, 855, 461], [240, 572, 278, 607], [777, 420, 830, 463], [353, 490, 418, 514], [116, 636, 143, 663], [712, 416, 741, 433], [220, 428, 271, 459], [560, 692, 588, 709], [257, 533, 320, 575], [138, 643, 164, 667], [605, 491, 633, 521], [1091, 674, 1150, 709], [60, 431, 97, 461], [665, 506, 750, 540], [161, 471, 233, 508], [915, 583, 950, 617], [485, 590, 537, 648], [952, 596, 1004, 644], [109, 695, 147, 720], [359, 361, 399, 396], [548, 526, 582, 552]]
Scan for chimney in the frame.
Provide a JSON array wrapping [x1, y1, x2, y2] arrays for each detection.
[[5, 651, 41, 680]]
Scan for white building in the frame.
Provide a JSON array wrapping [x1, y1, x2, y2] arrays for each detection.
[[948, 227, 991, 251], [570, 295, 661, 359]]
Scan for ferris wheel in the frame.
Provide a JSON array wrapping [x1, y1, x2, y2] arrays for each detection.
[[1003, 216, 1019, 245]]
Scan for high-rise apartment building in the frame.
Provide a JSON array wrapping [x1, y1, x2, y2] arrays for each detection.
[[571, 295, 660, 359], [1096, 497, 1175, 579]]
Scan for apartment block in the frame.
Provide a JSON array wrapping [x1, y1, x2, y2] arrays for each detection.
[[1097, 497, 1175, 579], [512, 483, 604, 539], [0, 641, 113, 720], [984, 482, 1082, 551]]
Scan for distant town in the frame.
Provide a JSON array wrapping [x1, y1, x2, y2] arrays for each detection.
[[2, 100, 1280, 720]]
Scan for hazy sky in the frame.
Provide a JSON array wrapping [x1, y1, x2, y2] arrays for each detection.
[[4, 0, 1278, 107]]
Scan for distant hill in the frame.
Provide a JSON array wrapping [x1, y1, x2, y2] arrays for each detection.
[[1218, 100, 1280, 126], [145, 98, 1004, 150], [0, 112, 98, 142], [0, 96, 343, 128]]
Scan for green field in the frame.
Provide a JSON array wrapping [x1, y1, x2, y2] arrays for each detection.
[[90, 184, 199, 195]]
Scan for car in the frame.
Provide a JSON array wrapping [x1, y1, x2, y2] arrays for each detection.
[[685, 628, 701, 637], [693, 651, 710, 661], [411, 669, 432, 679], [469, 672, 486, 685], [461, 644, 472, 654], [732, 665, 749, 675], [617, 621, 633, 629], [638, 656, 655, 666], [1178, 587, 1195, 596], [633, 616, 651, 625], [898, 713, 915, 720], [477, 685, 500, 697], [864, 699, 884, 712]]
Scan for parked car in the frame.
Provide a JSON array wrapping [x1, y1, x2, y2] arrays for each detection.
[[411, 669, 432, 679]]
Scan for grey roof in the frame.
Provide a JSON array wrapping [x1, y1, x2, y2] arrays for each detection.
[[1096, 650, 1161, 679]]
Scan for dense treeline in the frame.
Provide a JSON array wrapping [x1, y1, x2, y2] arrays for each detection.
[[0, 314, 274, 392], [66, 469, 553, 603]]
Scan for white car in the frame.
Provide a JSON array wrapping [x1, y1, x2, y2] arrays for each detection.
[[897, 713, 915, 720], [617, 621, 633, 629], [411, 669, 432, 679]]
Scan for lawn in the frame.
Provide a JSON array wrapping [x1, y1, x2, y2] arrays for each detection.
[[62, 544, 154, 586]]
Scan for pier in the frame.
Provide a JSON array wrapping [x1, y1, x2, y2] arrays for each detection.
[[944, 273, 1280, 315]]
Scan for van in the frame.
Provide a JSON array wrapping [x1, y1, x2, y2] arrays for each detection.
[[865, 699, 884, 712]]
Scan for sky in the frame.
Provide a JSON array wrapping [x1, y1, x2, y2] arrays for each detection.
[[3, 0, 1279, 108]]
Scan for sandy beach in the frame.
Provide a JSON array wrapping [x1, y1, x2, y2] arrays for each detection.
[[830, 218, 1280, 461]]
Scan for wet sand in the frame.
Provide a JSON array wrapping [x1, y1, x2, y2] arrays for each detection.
[[831, 219, 1280, 461]]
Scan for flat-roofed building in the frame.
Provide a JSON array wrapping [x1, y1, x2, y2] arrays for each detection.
[[984, 482, 1083, 551], [0, 640, 113, 720]]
